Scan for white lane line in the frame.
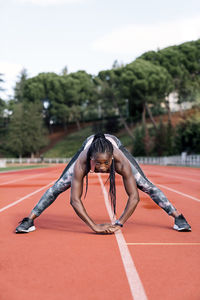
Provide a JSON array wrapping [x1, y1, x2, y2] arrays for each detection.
[[142, 167, 200, 178], [0, 181, 54, 213], [157, 184, 200, 202], [147, 171, 200, 183], [126, 243, 200, 246], [0, 169, 58, 186], [0, 173, 45, 186], [98, 174, 148, 300], [0, 167, 47, 174]]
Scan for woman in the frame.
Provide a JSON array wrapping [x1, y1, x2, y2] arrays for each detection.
[[16, 133, 191, 234]]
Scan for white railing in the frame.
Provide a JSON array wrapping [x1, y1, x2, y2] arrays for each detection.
[[135, 154, 200, 167], [1, 154, 200, 167], [1, 158, 71, 165]]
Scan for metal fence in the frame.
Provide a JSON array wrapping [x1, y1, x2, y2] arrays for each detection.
[[1, 153, 200, 168], [0, 158, 70, 166], [135, 154, 200, 167]]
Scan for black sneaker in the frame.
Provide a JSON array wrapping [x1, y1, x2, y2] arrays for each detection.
[[15, 217, 36, 233], [173, 214, 191, 232]]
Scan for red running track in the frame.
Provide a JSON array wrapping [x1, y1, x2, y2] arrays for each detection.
[[0, 164, 200, 300]]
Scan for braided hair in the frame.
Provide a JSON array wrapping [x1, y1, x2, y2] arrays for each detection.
[[85, 133, 116, 215]]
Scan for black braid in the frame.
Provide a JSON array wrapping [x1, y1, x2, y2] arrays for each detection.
[[109, 159, 116, 214], [84, 133, 117, 214]]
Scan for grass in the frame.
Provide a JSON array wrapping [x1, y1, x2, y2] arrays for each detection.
[[0, 125, 135, 168], [44, 126, 93, 158], [44, 125, 135, 158], [0, 164, 51, 172], [117, 132, 133, 150]]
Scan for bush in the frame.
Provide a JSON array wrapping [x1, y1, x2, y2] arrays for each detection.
[[92, 117, 121, 134], [132, 126, 146, 156], [175, 114, 200, 154], [104, 117, 121, 133]]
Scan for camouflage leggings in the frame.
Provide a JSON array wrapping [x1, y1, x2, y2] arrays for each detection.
[[32, 135, 177, 217]]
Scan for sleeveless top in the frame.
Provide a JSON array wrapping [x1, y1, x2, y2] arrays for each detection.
[[83, 134, 119, 150]]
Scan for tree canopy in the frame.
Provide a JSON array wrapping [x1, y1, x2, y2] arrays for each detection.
[[5, 102, 48, 157], [1, 39, 200, 157], [139, 40, 200, 103]]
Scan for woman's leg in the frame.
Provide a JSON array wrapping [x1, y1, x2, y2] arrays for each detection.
[[119, 146, 178, 216], [119, 145, 191, 231], [30, 145, 85, 219], [16, 159, 78, 232], [31, 168, 72, 218], [133, 169, 178, 215], [16, 141, 88, 232]]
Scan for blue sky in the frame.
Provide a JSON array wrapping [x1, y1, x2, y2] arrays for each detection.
[[0, 0, 200, 99]]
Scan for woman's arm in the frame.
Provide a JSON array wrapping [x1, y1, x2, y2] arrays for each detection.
[[70, 160, 96, 229], [70, 159, 119, 234], [115, 155, 140, 225]]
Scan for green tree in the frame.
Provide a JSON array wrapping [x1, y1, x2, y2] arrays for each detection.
[[140, 40, 200, 111], [121, 59, 173, 130], [14, 68, 28, 102], [153, 119, 168, 156], [0, 73, 4, 92], [0, 99, 6, 118], [0, 73, 5, 129], [97, 68, 134, 138], [175, 114, 200, 154], [177, 40, 200, 103], [63, 70, 96, 127], [5, 103, 48, 157], [61, 66, 68, 76], [22, 72, 61, 129], [140, 46, 187, 92], [5, 103, 24, 157], [21, 71, 96, 130], [165, 121, 175, 155], [0, 98, 6, 135], [132, 126, 146, 156]]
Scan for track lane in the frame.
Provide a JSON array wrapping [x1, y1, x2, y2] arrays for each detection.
[[0, 166, 61, 185], [141, 165, 200, 177], [1, 168, 134, 300], [0, 166, 65, 209], [1, 164, 200, 300], [98, 173, 147, 300], [143, 168, 200, 201], [120, 165, 200, 300]]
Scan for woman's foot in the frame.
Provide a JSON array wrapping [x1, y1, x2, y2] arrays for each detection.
[[173, 214, 191, 232], [15, 217, 36, 233]]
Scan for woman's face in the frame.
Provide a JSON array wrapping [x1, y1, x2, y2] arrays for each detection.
[[90, 152, 113, 173]]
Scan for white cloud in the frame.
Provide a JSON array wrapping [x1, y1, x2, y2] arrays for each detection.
[[15, 0, 89, 6], [92, 16, 200, 57], [0, 62, 23, 100]]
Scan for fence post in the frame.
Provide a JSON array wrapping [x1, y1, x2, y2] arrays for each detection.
[[181, 152, 187, 165], [0, 159, 6, 168]]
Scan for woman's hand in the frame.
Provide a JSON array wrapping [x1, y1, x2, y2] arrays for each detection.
[[93, 223, 121, 234]]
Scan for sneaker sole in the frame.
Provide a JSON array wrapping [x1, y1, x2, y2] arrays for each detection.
[[15, 226, 36, 233], [173, 224, 191, 232]]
